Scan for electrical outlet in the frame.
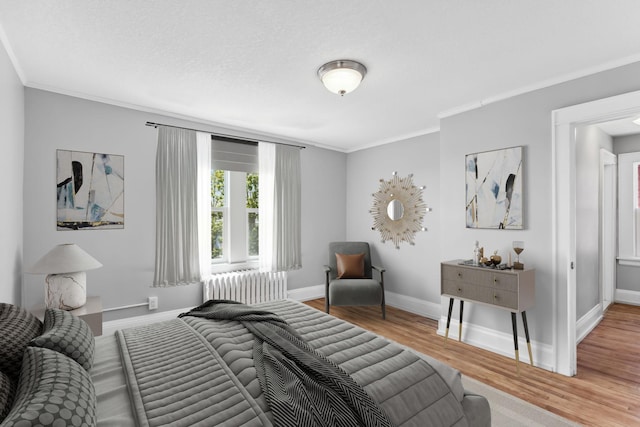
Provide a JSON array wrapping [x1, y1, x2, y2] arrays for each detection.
[[148, 296, 158, 310]]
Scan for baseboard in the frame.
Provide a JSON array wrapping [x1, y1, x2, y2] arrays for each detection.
[[102, 307, 189, 336], [615, 289, 640, 306], [576, 304, 603, 344], [436, 316, 554, 371], [384, 291, 441, 320], [287, 285, 324, 301]]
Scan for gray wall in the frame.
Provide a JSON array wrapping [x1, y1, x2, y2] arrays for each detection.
[[439, 62, 640, 346], [613, 133, 640, 155], [575, 125, 612, 318], [0, 40, 24, 305], [23, 88, 346, 320], [345, 133, 441, 304], [613, 133, 640, 291]]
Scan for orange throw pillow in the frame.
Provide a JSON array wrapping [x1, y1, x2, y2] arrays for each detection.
[[336, 253, 365, 279]]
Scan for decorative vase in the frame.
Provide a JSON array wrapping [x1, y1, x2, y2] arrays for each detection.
[[490, 251, 502, 266]]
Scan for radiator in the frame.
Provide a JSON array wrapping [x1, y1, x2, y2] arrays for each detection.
[[203, 270, 288, 304]]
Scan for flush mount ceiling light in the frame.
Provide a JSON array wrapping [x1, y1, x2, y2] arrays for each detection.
[[318, 60, 367, 96]]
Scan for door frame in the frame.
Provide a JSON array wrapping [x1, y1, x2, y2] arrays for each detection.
[[600, 149, 617, 312], [552, 89, 640, 376]]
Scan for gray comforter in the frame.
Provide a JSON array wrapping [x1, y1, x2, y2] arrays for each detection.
[[115, 299, 487, 427]]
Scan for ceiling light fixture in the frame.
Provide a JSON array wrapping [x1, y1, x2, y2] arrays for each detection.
[[318, 60, 367, 96]]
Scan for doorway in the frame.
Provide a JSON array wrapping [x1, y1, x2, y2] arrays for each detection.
[[552, 89, 640, 376]]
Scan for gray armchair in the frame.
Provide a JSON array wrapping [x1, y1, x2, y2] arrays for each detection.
[[324, 242, 386, 319]]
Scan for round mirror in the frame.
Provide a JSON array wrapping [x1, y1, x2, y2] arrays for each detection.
[[387, 199, 404, 220]]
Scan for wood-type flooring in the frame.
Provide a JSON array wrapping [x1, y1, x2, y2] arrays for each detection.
[[304, 299, 640, 426]]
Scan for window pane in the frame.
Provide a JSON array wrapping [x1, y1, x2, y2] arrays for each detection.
[[212, 211, 223, 259], [247, 173, 259, 208], [248, 212, 259, 256], [212, 170, 225, 208]]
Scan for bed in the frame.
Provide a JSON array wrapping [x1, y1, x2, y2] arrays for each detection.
[[1, 299, 490, 427]]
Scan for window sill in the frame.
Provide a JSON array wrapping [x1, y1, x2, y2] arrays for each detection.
[[210, 260, 259, 274], [617, 257, 640, 267]]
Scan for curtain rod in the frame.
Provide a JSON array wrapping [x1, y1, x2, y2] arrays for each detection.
[[145, 121, 306, 149]]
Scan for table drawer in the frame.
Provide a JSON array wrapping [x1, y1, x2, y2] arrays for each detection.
[[488, 289, 518, 310], [442, 280, 485, 301], [441, 265, 486, 285], [481, 272, 518, 292]]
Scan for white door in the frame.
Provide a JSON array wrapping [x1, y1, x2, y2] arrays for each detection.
[[600, 149, 617, 311]]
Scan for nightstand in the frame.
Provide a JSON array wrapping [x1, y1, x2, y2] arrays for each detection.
[[31, 296, 103, 336]]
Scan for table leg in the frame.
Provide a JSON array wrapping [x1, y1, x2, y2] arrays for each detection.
[[444, 298, 454, 346], [458, 300, 464, 342], [511, 312, 520, 375], [521, 311, 533, 366]]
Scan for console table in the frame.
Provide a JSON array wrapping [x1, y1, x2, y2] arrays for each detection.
[[441, 260, 535, 373]]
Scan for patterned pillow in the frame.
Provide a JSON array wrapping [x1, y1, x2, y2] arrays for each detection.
[[29, 308, 95, 371], [0, 370, 16, 422], [0, 303, 43, 381], [2, 347, 96, 427]]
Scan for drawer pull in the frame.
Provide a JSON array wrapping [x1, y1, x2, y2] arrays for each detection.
[[494, 277, 498, 283], [457, 288, 462, 293], [494, 294, 499, 300], [457, 273, 462, 278]]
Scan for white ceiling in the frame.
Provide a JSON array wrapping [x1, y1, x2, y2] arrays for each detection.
[[3, 1, 640, 152], [594, 116, 640, 137]]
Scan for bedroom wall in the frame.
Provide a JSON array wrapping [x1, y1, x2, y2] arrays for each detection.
[[575, 125, 612, 319], [439, 61, 640, 356], [612, 133, 640, 293], [345, 133, 441, 316], [0, 38, 24, 305], [23, 88, 346, 320]]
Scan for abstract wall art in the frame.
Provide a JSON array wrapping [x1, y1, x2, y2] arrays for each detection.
[[465, 146, 523, 229], [56, 150, 124, 230]]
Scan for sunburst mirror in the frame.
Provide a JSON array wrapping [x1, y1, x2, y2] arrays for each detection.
[[370, 172, 431, 249]]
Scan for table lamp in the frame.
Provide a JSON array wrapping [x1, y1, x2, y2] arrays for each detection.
[[29, 243, 102, 310]]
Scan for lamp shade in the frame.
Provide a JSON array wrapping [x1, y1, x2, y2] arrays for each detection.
[[318, 60, 367, 96], [29, 243, 102, 274]]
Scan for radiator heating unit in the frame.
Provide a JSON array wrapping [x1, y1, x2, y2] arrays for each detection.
[[203, 270, 288, 304]]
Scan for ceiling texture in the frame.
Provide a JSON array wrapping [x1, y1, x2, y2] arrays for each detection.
[[2, 1, 640, 152]]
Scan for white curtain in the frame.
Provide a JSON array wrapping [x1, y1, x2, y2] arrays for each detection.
[[259, 142, 302, 272], [197, 132, 212, 279], [153, 127, 211, 286]]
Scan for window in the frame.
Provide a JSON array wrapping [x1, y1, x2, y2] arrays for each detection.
[[617, 152, 640, 262], [211, 170, 259, 264]]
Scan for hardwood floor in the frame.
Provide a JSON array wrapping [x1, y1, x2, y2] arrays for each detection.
[[304, 299, 640, 426]]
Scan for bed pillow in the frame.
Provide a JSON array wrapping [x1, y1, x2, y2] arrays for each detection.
[[2, 347, 96, 427], [0, 370, 16, 422], [29, 308, 95, 371], [336, 253, 365, 279], [0, 303, 43, 381]]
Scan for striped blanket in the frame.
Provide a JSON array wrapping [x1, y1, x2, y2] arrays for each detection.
[[179, 300, 393, 427]]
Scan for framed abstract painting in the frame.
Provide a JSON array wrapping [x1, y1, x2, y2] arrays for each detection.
[[465, 146, 523, 229], [56, 149, 124, 230]]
